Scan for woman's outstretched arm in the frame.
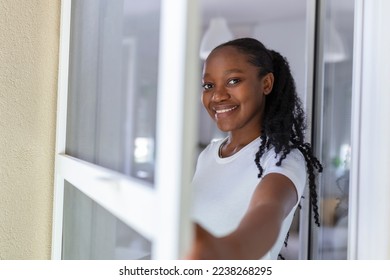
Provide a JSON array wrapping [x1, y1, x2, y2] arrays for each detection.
[[185, 173, 298, 260]]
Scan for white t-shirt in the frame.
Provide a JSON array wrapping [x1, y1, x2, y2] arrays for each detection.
[[192, 137, 306, 259]]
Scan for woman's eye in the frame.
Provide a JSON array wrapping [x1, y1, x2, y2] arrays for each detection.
[[202, 83, 213, 90], [227, 78, 240, 85]]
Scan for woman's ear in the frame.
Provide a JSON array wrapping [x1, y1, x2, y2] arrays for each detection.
[[262, 73, 274, 95]]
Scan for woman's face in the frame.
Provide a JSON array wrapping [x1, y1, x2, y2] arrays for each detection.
[[201, 46, 273, 136]]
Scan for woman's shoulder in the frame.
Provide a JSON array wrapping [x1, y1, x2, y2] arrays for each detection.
[[262, 146, 305, 165], [261, 147, 307, 196]]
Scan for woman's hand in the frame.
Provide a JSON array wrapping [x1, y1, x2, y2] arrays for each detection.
[[185, 224, 241, 260]]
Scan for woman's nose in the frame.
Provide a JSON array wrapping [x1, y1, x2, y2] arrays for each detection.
[[212, 87, 229, 102]]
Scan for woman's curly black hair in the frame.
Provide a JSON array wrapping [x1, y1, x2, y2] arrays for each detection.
[[215, 38, 323, 227]]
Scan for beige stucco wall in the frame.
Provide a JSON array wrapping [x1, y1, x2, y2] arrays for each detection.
[[0, 0, 60, 259]]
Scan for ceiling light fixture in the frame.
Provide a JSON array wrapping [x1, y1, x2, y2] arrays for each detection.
[[199, 17, 233, 60], [324, 22, 348, 63]]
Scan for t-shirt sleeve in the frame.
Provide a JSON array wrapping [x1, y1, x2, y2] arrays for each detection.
[[261, 149, 307, 202]]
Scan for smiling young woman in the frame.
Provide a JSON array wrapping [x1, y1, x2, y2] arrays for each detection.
[[187, 38, 322, 260]]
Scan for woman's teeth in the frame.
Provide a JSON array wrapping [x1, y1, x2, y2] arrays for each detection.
[[215, 106, 238, 114]]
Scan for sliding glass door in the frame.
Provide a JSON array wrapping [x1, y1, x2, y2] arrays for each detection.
[[311, 0, 355, 259]]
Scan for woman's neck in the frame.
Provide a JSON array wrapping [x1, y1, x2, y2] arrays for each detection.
[[220, 132, 260, 158]]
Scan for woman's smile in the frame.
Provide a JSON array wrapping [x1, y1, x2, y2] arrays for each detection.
[[213, 105, 239, 119]]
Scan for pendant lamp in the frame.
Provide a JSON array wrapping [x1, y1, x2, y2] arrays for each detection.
[[199, 17, 233, 60], [324, 22, 348, 63]]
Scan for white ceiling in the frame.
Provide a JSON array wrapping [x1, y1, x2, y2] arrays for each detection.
[[123, 0, 354, 30], [201, 0, 355, 26], [201, 0, 306, 25]]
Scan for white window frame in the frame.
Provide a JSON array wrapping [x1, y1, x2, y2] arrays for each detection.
[[52, 0, 200, 260], [348, 0, 390, 259]]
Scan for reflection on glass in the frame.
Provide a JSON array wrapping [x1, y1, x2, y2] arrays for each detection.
[[315, 0, 354, 259], [62, 181, 151, 260], [66, 0, 161, 182]]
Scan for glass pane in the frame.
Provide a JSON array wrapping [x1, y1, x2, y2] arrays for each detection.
[[66, 0, 161, 182], [62, 181, 152, 260], [199, 0, 308, 259], [314, 0, 354, 259]]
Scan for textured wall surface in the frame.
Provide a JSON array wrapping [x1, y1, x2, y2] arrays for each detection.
[[0, 0, 60, 259]]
